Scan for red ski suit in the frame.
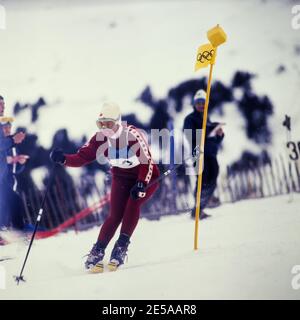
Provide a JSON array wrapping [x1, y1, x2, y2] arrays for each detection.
[[64, 124, 159, 245]]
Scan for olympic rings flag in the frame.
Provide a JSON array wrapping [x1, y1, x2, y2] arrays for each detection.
[[194, 43, 216, 71], [193, 25, 227, 250]]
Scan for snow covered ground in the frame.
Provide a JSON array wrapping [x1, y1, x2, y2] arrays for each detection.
[[1, 194, 300, 300], [1, 0, 300, 165]]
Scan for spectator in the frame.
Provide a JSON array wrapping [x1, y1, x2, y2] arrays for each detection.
[[183, 90, 224, 219], [0, 96, 26, 231], [3, 120, 29, 190]]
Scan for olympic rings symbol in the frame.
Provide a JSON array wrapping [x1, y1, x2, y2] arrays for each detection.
[[197, 49, 215, 63]]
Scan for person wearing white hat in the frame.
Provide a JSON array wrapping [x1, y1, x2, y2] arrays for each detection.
[[183, 90, 225, 220], [50, 101, 160, 272], [193, 89, 207, 113]]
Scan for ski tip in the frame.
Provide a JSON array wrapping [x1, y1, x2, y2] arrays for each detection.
[[107, 262, 118, 272], [0, 256, 14, 262], [89, 263, 104, 274]]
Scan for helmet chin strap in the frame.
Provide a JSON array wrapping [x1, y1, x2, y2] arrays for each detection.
[[108, 117, 123, 139]]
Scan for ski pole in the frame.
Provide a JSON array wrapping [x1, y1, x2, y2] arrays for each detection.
[[145, 145, 201, 191], [14, 164, 57, 285]]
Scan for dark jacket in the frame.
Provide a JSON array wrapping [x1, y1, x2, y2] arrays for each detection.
[[0, 124, 14, 182], [183, 110, 224, 158]]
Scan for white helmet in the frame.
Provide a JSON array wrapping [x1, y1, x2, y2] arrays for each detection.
[[193, 89, 206, 104], [98, 101, 121, 121]]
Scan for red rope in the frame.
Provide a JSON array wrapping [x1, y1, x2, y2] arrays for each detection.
[[35, 194, 110, 239]]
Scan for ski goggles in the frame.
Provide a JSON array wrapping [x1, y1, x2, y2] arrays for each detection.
[[194, 98, 206, 105], [96, 118, 117, 130]]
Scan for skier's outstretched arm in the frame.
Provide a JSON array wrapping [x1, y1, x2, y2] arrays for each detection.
[[65, 134, 100, 167], [50, 134, 99, 167]]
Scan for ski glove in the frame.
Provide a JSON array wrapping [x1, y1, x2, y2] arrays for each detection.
[[50, 148, 66, 165], [130, 181, 146, 200]]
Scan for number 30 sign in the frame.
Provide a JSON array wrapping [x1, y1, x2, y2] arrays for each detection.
[[287, 141, 300, 161]]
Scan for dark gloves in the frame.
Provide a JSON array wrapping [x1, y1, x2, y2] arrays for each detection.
[[50, 149, 66, 165], [130, 181, 146, 200]]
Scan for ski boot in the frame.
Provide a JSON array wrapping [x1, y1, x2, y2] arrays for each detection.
[[200, 211, 211, 220], [85, 242, 105, 273], [191, 209, 211, 220], [108, 234, 130, 272]]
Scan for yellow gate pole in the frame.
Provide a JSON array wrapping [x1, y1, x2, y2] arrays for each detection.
[[193, 25, 227, 250], [194, 57, 215, 250]]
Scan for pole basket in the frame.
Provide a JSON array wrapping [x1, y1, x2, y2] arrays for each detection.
[[14, 275, 26, 285]]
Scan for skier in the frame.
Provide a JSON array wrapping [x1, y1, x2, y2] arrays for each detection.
[[183, 89, 224, 219], [50, 102, 160, 272]]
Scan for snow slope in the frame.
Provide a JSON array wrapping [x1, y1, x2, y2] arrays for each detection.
[[1, 194, 300, 300]]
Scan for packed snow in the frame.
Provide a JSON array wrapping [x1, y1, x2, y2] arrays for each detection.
[[0, 0, 299, 165], [0, 194, 300, 300]]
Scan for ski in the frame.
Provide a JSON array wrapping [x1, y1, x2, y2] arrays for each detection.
[[89, 262, 104, 274], [107, 261, 119, 272], [87, 262, 121, 273], [0, 256, 14, 262]]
